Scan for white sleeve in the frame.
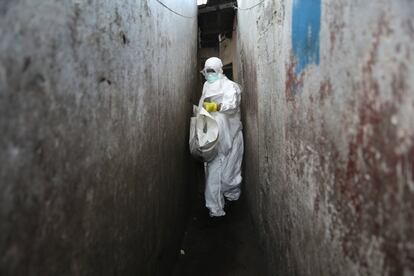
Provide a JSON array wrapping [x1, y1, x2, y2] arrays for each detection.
[[198, 85, 206, 110], [219, 83, 241, 114]]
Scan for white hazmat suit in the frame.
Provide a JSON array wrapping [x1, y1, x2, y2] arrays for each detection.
[[198, 57, 244, 217]]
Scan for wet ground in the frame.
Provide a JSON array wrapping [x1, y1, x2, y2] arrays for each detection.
[[173, 189, 267, 276]]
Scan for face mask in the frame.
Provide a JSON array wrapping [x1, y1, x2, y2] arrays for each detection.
[[206, 73, 220, 84]]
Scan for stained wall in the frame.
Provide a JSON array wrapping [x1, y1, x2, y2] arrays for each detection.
[[0, 0, 197, 275], [236, 0, 414, 275]]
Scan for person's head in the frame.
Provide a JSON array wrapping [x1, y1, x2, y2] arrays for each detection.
[[201, 57, 223, 84]]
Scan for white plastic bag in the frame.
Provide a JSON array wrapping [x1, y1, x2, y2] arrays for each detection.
[[189, 106, 219, 162]]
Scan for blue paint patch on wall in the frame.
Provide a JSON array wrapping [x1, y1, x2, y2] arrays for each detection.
[[292, 0, 321, 75]]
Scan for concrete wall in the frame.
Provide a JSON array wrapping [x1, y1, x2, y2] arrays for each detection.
[[219, 38, 233, 66], [236, 0, 414, 275], [0, 0, 197, 275]]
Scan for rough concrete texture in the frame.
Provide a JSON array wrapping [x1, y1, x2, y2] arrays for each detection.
[[0, 0, 197, 275], [236, 0, 414, 275]]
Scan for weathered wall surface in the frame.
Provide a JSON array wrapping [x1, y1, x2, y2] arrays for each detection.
[[236, 0, 414, 275], [0, 0, 197, 275]]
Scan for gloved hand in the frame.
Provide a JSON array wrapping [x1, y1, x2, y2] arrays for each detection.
[[203, 101, 220, 112]]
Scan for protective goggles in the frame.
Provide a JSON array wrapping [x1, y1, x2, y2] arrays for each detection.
[[200, 68, 219, 76]]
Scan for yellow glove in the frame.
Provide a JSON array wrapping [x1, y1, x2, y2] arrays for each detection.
[[203, 101, 219, 112]]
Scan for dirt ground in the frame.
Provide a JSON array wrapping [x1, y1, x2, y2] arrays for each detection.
[[172, 186, 267, 276]]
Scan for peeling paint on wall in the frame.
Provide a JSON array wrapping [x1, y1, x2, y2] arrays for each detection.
[[292, 0, 321, 75], [237, 0, 414, 275]]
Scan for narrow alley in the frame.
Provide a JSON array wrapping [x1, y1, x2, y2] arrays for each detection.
[[1, 0, 413, 275]]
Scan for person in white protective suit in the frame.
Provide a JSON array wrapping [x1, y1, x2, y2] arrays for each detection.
[[198, 57, 244, 217]]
